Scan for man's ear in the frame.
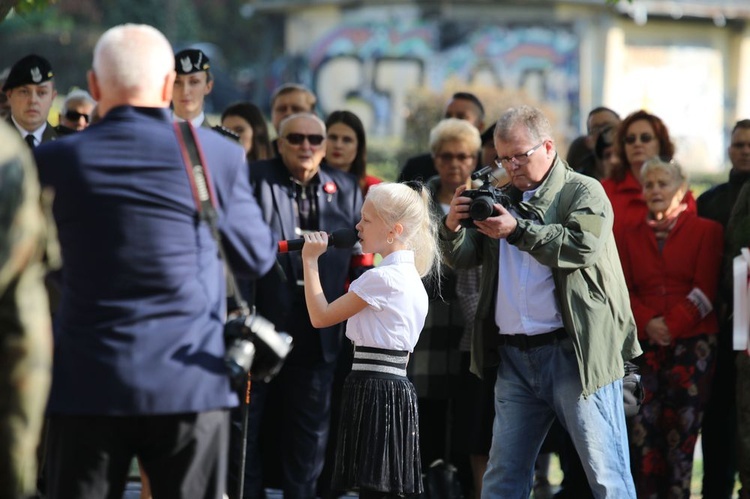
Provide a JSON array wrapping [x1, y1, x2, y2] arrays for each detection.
[[162, 70, 176, 105], [87, 70, 101, 102]]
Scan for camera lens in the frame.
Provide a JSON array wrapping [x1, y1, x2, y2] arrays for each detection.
[[469, 196, 496, 221], [225, 338, 256, 380]]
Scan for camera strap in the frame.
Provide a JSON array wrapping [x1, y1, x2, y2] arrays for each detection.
[[173, 121, 251, 316]]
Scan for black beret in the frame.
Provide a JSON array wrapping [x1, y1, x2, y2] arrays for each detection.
[[3, 54, 54, 91], [175, 49, 210, 75]]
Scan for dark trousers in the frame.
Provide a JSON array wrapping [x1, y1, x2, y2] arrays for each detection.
[[234, 359, 337, 499], [701, 330, 737, 498], [45, 410, 229, 499]]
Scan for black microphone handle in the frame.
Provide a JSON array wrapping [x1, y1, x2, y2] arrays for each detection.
[[277, 229, 357, 253], [278, 235, 334, 253]]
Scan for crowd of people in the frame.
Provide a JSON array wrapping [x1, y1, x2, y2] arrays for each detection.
[[2, 20, 750, 499]]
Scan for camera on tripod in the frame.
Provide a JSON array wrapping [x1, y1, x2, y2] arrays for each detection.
[[224, 312, 293, 386], [459, 165, 513, 229]]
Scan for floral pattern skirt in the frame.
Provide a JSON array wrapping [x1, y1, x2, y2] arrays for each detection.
[[628, 334, 716, 499]]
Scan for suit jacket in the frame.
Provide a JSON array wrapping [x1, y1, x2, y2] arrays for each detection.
[[619, 211, 723, 341], [249, 157, 363, 363], [34, 106, 277, 415]]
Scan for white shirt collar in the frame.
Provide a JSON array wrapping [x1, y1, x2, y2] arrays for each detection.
[[11, 115, 47, 144], [173, 111, 205, 128], [380, 250, 415, 266]]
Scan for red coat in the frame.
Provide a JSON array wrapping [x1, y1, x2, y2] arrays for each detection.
[[602, 169, 697, 253], [618, 210, 723, 341]]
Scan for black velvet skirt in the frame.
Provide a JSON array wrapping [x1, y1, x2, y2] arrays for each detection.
[[332, 347, 422, 495]]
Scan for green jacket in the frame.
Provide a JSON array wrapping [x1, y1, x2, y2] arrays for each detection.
[[440, 155, 641, 396]]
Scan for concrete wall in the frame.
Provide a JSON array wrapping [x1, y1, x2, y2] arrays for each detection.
[[266, 2, 750, 172]]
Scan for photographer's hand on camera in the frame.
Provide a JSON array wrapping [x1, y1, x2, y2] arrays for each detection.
[[473, 203, 518, 240], [445, 185, 472, 232]]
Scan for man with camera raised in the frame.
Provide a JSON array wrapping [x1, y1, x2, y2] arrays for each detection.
[[440, 105, 640, 498], [33, 24, 277, 499]]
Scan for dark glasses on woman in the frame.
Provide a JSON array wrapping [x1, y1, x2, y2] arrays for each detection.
[[284, 133, 325, 146], [624, 133, 654, 145]]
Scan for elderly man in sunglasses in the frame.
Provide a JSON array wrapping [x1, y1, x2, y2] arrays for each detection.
[[56, 89, 95, 134], [230, 112, 365, 499], [441, 105, 640, 499]]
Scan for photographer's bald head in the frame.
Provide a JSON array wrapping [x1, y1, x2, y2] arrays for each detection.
[[87, 24, 176, 118]]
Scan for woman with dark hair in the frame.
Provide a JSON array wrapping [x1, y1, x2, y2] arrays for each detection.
[[221, 101, 273, 161], [325, 110, 381, 195], [602, 110, 695, 246]]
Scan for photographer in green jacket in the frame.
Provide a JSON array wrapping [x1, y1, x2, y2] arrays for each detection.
[[440, 105, 641, 499]]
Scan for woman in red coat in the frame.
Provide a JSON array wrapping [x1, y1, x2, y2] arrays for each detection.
[[619, 157, 723, 499], [602, 110, 696, 251]]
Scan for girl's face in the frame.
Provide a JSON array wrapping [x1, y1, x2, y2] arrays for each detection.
[[642, 169, 685, 219], [172, 72, 213, 120], [624, 119, 660, 176], [326, 122, 358, 172], [355, 198, 392, 256], [222, 115, 254, 154]]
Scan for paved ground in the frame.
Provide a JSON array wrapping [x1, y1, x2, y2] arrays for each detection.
[[122, 484, 359, 499]]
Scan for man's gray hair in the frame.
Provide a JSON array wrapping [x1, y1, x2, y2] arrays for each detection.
[[278, 112, 326, 137], [62, 89, 95, 113], [494, 105, 553, 144], [92, 24, 174, 98]]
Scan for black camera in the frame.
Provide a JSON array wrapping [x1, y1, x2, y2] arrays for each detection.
[[224, 312, 293, 386], [459, 166, 513, 229]]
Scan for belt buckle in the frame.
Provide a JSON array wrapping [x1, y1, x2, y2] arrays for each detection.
[[516, 335, 531, 350]]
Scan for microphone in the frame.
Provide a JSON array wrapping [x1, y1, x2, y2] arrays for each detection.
[[277, 228, 358, 253]]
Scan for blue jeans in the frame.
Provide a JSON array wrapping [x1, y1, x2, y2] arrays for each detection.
[[481, 337, 635, 499]]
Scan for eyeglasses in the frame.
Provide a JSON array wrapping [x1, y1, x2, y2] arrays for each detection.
[[437, 152, 474, 163], [64, 110, 90, 123], [624, 133, 654, 145], [495, 142, 544, 167], [284, 133, 324, 146]]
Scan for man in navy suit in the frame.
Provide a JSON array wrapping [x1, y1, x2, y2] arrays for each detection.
[[33, 24, 277, 499], [233, 113, 363, 499]]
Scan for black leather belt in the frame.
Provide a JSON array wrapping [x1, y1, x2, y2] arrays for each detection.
[[498, 328, 568, 350]]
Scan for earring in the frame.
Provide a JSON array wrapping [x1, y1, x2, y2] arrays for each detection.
[[386, 235, 394, 244]]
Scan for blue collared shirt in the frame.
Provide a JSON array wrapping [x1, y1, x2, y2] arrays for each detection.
[[495, 187, 564, 336]]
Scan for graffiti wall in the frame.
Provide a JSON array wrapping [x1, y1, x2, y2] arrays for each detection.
[[270, 20, 580, 139]]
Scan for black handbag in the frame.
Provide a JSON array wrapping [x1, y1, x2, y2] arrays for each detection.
[[622, 361, 644, 418]]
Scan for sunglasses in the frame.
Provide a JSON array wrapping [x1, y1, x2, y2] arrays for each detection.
[[624, 133, 654, 145], [437, 152, 474, 163], [285, 133, 324, 146], [64, 110, 90, 123]]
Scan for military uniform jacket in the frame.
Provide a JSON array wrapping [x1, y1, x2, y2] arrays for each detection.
[[5, 115, 57, 144], [34, 106, 277, 415]]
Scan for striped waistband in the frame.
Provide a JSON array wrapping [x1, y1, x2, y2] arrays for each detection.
[[352, 346, 409, 377]]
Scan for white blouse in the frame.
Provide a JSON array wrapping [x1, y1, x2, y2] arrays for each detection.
[[346, 250, 428, 352]]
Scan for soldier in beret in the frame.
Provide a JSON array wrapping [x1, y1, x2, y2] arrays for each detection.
[[172, 48, 239, 143], [172, 48, 214, 128], [3, 54, 58, 148]]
